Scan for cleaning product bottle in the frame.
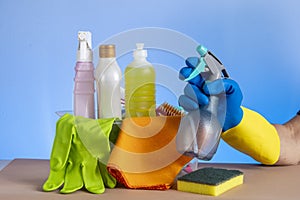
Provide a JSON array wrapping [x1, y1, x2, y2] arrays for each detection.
[[73, 31, 95, 118], [177, 45, 228, 161], [95, 44, 122, 119], [125, 43, 156, 117]]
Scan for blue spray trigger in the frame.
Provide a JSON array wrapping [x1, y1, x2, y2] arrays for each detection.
[[184, 57, 207, 81], [184, 45, 209, 81]]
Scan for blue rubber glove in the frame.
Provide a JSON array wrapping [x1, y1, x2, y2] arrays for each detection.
[[178, 57, 243, 131]]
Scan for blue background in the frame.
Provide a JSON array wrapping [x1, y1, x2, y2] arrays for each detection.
[[0, 0, 299, 163]]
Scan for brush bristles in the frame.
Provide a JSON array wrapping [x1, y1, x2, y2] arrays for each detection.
[[156, 102, 184, 116]]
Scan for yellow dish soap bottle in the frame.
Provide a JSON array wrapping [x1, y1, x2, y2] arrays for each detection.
[[125, 43, 156, 117]]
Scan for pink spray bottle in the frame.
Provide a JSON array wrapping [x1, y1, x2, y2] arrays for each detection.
[[73, 31, 95, 118]]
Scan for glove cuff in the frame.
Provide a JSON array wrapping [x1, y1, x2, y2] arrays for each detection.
[[221, 107, 280, 165], [223, 106, 243, 132]]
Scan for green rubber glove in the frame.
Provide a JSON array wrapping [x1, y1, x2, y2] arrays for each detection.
[[43, 113, 117, 194]]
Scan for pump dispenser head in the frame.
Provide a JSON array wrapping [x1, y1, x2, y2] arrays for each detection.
[[77, 31, 93, 62], [133, 43, 147, 58]]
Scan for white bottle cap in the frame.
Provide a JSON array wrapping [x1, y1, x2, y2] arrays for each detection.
[[133, 43, 147, 58], [77, 31, 93, 62]]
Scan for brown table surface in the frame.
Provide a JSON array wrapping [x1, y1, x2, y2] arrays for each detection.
[[0, 159, 299, 200]]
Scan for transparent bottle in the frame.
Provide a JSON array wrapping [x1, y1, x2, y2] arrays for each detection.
[[95, 44, 122, 119], [73, 31, 95, 118], [125, 43, 156, 118], [176, 45, 227, 160]]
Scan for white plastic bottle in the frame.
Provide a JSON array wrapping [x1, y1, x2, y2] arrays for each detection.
[[95, 44, 122, 119], [73, 31, 95, 118], [125, 43, 156, 118]]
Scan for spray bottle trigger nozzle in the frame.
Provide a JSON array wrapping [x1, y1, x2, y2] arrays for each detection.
[[196, 45, 208, 57], [78, 31, 92, 49], [184, 57, 207, 81], [184, 45, 209, 81], [77, 31, 93, 62]]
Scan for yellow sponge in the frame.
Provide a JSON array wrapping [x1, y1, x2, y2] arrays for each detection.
[[177, 167, 244, 196]]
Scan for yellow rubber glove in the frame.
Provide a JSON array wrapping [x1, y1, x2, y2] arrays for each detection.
[[43, 113, 117, 194], [222, 107, 280, 165]]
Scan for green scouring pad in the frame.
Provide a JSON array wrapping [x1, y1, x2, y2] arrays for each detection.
[[177, 167, 244, 196]]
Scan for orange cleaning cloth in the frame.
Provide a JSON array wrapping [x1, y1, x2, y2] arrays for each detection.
[[107, 116, 192, 190]]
